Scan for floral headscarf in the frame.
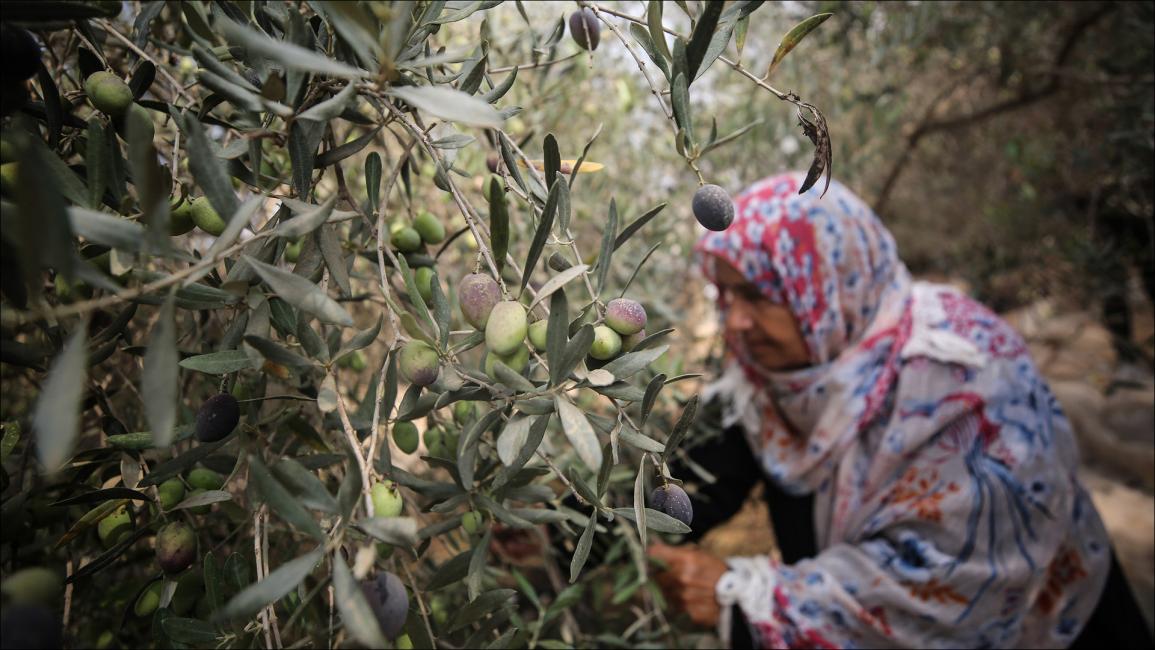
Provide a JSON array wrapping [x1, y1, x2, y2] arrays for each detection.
[[695, 172, 1110, 648]]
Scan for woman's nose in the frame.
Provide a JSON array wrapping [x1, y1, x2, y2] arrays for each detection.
[[725, 300, 754, 331]]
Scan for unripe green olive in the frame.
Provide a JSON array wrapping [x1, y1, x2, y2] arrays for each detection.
[[391, 226, 422, 253], [189, 197, 227, 236], [187, 467, 225, 491], [97, 505, 133, 549], [184, 488, 212, 515], [157, 478, 186, 511], [527, 320, 549, 351], [485, 301, 527, 356], [85, 71, 133, 116], [414, 266, 436, 303], [337, 350, 367, 371], [453, 400, 479, 425], [392, 421, 420, 454], [371, 481, 403, 518], [461, 510, 484, 534], [0, 567, 61, 607], [169, 200, 197, 236], [134, 581, 162, 617], [423, 427, 451, 458], [589, 325, 622, 360], [413, 210, 445, 244], [283, 239, 302, 262], [485, 344, 529, 380]]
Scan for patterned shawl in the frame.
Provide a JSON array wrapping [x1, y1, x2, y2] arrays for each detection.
[[695, 172, 1110, 648]]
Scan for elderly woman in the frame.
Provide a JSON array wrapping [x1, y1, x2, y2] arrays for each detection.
[[647, 172, 1152, 648]]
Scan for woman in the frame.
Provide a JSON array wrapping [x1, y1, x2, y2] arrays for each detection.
[[647, 172, 1151, 648]]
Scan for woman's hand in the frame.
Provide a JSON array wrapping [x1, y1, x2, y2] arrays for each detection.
[[647, 542, 728, 627]]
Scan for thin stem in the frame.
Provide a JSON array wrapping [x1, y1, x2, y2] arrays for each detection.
[[333, 371, 375, 517], [400, 560, 437, 647], [236, 394, 315, 404], [254, 508, 274, 650], [489, 51, 583, 74]]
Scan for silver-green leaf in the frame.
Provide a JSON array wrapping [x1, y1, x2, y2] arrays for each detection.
[[32, 324, 87, 471]]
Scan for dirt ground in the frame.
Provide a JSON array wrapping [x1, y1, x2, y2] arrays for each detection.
[[698, 284, 1155, 636]]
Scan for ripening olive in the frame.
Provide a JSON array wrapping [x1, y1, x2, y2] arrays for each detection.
[[605, 298, 647, 336], [156, 522, 196, 574], [459, 273, 501, 330], [398, 341, 439, 387]]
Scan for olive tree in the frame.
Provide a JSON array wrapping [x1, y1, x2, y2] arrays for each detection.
[[0, 2, 830, 648]]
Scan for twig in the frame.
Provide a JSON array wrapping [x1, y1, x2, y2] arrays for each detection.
[[400, 560, 437, 647], [490, 51, 584, 74], [366, 344, 390, 480], [535, 450, 590, 507], [254, 508, 274, 650], [262, 510, 284, 649], [333, 372, 376, 517]]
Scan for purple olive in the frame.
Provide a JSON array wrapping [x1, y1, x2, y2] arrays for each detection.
[[569, 9, 601, 51], [649, 484, 692, 527], [195, 393, 240, 443], [361, 572, 409, 640], [692, 184, 734, 232]]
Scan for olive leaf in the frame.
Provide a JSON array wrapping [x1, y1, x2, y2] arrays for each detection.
[[765, 13, 833, 81]]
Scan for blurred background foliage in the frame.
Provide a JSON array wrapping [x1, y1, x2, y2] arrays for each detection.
[[459, 0, 1153, 351]]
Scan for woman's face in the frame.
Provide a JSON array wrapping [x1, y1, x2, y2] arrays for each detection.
[[712, 258, 812, 372]]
